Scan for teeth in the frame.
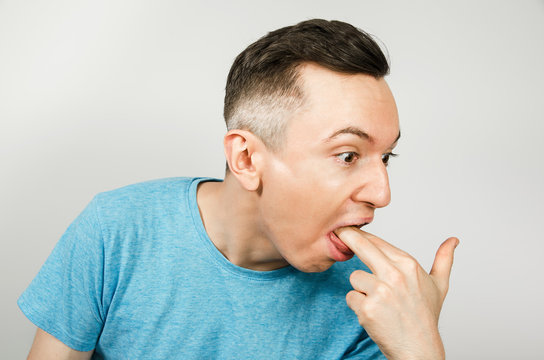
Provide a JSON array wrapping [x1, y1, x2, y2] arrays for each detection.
[[347, 223, 368, 230]]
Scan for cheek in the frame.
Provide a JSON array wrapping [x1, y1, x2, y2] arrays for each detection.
[[261, 158, 347, 232]]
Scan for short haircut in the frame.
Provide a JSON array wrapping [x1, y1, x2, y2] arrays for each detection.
[[224, 18, 389, 152]]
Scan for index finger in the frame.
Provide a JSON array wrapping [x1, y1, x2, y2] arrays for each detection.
[[334, 226, 395, 276], [352, 227, 410, 262]]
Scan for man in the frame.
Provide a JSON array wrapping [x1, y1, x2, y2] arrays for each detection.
[[19, 19, 458, 359]]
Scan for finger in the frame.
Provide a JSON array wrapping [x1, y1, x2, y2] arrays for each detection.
[[334, 227, 395, 276], [352, 227, 409, 262], [346, 289, 367, 320], [349, 269, 378, 295], [430, 237, 459, 295]]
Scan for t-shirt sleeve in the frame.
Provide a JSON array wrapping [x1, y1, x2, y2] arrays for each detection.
[[18, 196, 105, 352]]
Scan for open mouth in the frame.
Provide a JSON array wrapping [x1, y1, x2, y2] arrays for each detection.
[[353, 222, 369, 229], [335, 222, 370, 233], [327, 219, 373, 261], [329, 231, 353, 254]]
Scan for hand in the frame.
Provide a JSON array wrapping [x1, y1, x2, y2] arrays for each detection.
[[334, 227, 459, 360]]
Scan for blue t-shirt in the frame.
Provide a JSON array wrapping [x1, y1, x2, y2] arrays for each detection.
[[18, 177, 385, 359]]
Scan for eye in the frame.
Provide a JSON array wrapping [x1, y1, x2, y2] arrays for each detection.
[[336, 152, 359, 165], [382, 152, 398, 166]]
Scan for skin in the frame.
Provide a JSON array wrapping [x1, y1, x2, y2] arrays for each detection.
[[335, 227, 458, 360], [199, 63, 402, 273], [27, 62, 458, 359], [200, 63, 459, 358]]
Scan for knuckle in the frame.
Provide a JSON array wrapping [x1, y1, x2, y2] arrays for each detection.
[[392, 255, 421, 282], [388, 268, 405, 285], [374, 282, 391, 299], [400, 254, 419, 271]]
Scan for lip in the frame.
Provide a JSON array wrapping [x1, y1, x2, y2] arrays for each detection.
[[328, 231, 353, 254], [325, 217, 373, 262], [327, 232, 354, 262], [332, 217, 374, 231]]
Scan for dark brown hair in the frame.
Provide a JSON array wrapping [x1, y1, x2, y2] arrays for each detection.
[[224, 19, 389, 151]]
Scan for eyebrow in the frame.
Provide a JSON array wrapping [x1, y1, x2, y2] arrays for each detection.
[[324, 126, 401, 147]]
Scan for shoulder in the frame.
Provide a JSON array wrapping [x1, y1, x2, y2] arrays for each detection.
[[88, 176, 224, 234], [93, 177, 195, 212], [90, 177, 199, 228], [96, 177, 192, 203]]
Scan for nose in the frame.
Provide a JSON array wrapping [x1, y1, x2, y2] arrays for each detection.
[[352, 159, 391, 208]]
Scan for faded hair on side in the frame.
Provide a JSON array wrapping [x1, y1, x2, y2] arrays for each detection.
[[224, 18, 390, 152]]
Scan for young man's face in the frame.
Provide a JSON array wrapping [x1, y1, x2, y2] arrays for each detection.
[[259, 63, 400, 272]]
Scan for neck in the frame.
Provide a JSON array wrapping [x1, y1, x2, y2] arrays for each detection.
[[196, 174, 290, 271]]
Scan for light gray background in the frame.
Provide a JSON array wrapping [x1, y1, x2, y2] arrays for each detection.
[[1, 0, 543, 358]]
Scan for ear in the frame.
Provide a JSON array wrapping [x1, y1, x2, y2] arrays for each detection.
[[223, 129, 266, 191]]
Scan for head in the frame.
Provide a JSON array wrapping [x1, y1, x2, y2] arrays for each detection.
[[224, 19, 390, 152], [223, 19, 400, 272]]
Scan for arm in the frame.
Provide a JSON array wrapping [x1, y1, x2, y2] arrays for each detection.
[[27, 328, 94, 360]]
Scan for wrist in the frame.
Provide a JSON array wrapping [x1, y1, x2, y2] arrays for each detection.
[[384, 331, 445, 360]]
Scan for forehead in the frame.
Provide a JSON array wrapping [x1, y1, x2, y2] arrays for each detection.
[[285, 63, 399, 148]]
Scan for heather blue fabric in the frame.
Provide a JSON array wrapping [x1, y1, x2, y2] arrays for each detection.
[[18, 177, 385, 359]]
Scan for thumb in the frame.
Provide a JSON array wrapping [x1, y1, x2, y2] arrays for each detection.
[[430, 237, 459, 296]]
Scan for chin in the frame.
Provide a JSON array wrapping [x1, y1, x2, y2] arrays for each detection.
[[291, 259, 335, 273]]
